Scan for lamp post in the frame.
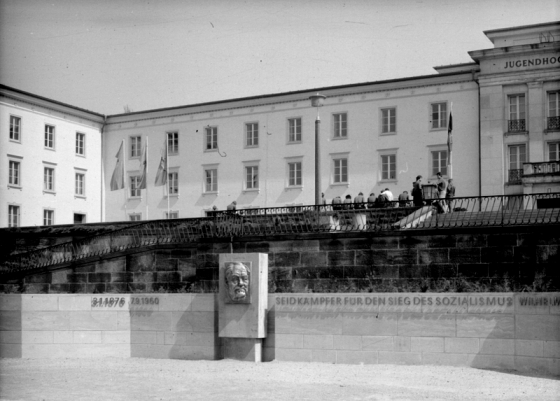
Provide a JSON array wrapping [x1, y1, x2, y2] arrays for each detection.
[[309, 93, 326, 206]]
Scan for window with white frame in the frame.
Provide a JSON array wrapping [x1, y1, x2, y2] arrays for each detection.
[[205, 127, 218, 150], [76, 133, 85, 155], [8, 205, 20, 227], [333, 113, 347, 138], [431, 103, 447, 129], [168, 172, 179, 195], [75, 173, 85, 196], [246, 123, 258, 147], [10, 116, 21, 142], [129, 213, 142, 221], [44, 125, 55, 149], [381, 108, 396, 134], [508, 95, 526, 132], [508, 144, 526, 183], [288, 161, 302, 187], [165, 210, 179, 219], [548, 92, 560, 130], [549, 142, 560, 161], [130, 175, 141, 197], [130, 136, 142, 158], [288, 118, 302, 143], [205, 168, 218, 192], [333, 158, 348, 184], [44, 167, 55, 191], [9, 160, 20, 186], [431, 150, 448, 177], [167, 132, 179, 154], [43, 209, 54, 226], [245, 165, 259, 190], [381, 154, 396, 180]]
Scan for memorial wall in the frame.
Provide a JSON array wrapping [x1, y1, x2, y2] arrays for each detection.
[[1, 292, 559, 375]]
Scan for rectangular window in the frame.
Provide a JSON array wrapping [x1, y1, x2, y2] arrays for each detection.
[[205, 169, 218, 192], [431, 103, 447, 129], [130, 176, 141, 197], [76, 133, 85, 155], [44, 167, 55, 191], [74, 213, 86, 224], [245, 166, 259, 190], [288, 162, 302, 186], [44, 125, 55, 149], [508, 95, 526, 132], [333, 158, 348, 183], [431, 151, 448, 176], [166, 211, 179, 219], [43, 209, 54, 226], [9, 161, 20, 186], [130, 136, 142, 158], [168, 172, 179, 195], [288, 118, 302, 142], [167, 132, 179, 154], [549, 142, 560, 161], [246, 123, 259, 147], [75, 173, 85, 196], [205, 127, 218, 150], [10, 116, 21, 141], [548, 92, 560, 130], [8, 205, 20, 227], [381, 108, 396, 133], [508, 144, 526, 184], [381, 155, 396, 180], [129, 213, 142, 221], [333, 113, 348, 138]]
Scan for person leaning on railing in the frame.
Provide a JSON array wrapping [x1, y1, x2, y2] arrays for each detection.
[[446, 179, 455, 213]]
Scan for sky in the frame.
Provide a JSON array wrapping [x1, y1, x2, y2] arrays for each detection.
[[0, 0, 558, 115]]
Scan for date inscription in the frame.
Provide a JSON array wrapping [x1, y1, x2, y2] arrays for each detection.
[[91, 297, 160, 308]]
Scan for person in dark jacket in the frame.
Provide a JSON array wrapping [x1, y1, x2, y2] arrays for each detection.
[[412, 175, 424, 207]]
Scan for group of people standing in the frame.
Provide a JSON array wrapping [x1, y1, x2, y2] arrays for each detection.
[[412, 173, 456, 212]]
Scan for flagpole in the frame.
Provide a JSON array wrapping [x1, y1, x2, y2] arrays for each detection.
[[123, 139, 127, 221], [166, 138, 170, 218], [448, 102, 453, 180], [146, 137, 149, 221]]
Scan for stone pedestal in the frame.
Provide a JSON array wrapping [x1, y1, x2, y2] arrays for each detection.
[[218, 253, 268, 362]]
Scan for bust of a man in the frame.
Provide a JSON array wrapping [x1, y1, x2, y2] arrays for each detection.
[[224, 262, 250, 303]]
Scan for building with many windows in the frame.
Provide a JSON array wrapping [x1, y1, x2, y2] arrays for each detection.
[[0, 86, 105, 227], [1, 21, 559, 226]]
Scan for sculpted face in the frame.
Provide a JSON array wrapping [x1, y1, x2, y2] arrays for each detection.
[[225, 262, 250, 302]]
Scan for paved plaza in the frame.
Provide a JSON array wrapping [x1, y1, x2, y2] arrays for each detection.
[[0, 358, 558, 401]]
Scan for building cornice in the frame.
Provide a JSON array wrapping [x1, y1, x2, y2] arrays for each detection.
[[0, 89, 105, 126], [105, 73, 476, 126]]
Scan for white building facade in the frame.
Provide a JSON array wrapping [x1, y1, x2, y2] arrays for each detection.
[[103, 70, 479, 221], [1, 21, 559, 226], [0, 86, 105, 227]]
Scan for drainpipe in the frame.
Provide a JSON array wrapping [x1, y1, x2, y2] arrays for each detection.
[[100, 116, 107, 222], [473, 69, 482, 198]]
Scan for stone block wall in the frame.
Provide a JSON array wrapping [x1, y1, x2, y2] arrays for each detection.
[[1, 293, 559, 376], [2, 225, 559, 293], [0, 294, 218, 360]]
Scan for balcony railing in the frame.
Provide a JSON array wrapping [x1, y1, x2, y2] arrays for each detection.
[[508, 169, 523, 184], [508, 119, 526, 132], [548, 116, 560, 130], [1, 193, 559, 275], [523, 161, 560, 176]]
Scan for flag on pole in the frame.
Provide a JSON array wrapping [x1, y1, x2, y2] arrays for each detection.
[[447, 108, 453, 155], [154, 145, 167, 186], [139, 143, 148, 189], [110, 141, 125, 191]]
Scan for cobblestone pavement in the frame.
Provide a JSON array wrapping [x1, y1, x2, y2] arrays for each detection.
[[1, 358, 559, 401]]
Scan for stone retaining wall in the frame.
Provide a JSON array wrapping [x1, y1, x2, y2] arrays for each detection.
[[5, 226, 560, 293], [1, 293, 559, 376]]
